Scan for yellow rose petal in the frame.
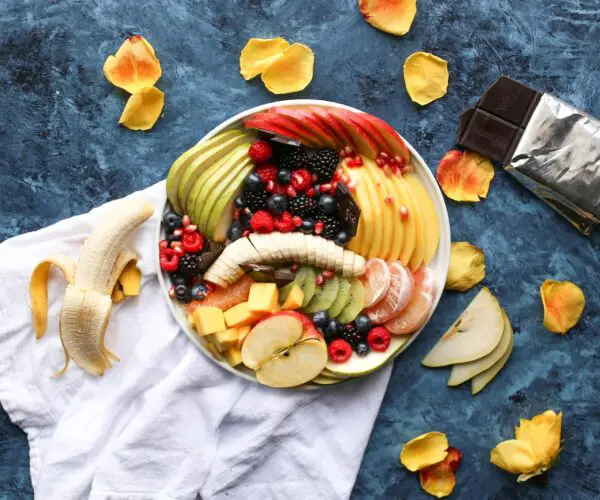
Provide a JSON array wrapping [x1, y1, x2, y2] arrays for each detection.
[[359, 0, 417, 37], [119, 87, 165, 131], [261, 43, 314, 94], [490, 439, 541, 475], [240, 37, 290, 80], [400, 431, 449, 472], [540, 280, 585, 335], [445, 242, 485, 292], [404, 52, 449, 106], [436, 150, 495, 203], [103, 35, 162, 94]]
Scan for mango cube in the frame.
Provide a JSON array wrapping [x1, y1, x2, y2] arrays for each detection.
[[236, 325, 251, 348], [193, 306, 226, 336], [204, 341, 222, 361], [281, 285, 304, 310], [224, 346, 243, 367], [212, 328, 241, 353], [224, 302, 265, 328], [248, 283, 279, 313]]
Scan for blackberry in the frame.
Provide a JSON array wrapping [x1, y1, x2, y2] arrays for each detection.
[[278, 148, 309, 171], [342, 323, 364, 346], [288, 194, 316, 218], [308, 149, 338, 183], [243, 190, 269, 212], [178, 253, 201, 278], [317, 214, 342, 239]]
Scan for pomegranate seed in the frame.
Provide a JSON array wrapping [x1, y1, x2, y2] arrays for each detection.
[[275, 184, 286, 195], [312, 174, 319, 183], [174, 246, 185, 255], [232, 210, 240, 220], [291, 262, 300, 272], [315, 274, 325, 286], [346, 158, 355, 167], [389, 156, 397, 165], [173, 228, 183, 237], [400, 206, 409, 220], [184, 224, 198, 233], [334, 168, 343, 181], [354, 156, 363, 166], [322, 270, 335, 279], [391, 166, 399, 175], [170, 240, 182, 249], [375, 158, 384, 167], [159, 239, 169, 250], [339, 149, 347, 158], [314, 221, 324, 234], [243, 229, 251, 237], [292, 216, 303, 227], [266, 180, 275, 192], [384, 195, 393, 205], [320, 184, 331, 193], [344, 146, 353, 156], [181, 215, 191, 227], [394, 155, 404, 165], [168, 286, 176, 299], [380, 152, 389, 160], [330, 182, 338, 193], [286, 185, 297, 197], [306, 188, 316, 197]]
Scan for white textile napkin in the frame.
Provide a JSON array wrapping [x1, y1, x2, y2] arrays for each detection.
[[0, 182, 391, 500]]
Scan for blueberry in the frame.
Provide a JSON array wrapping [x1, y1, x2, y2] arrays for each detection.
[[163, 212, 182, 231], [277, 169, 291, 185], [325, 319, 342, 337], [354, 314, 372, 334], [245, 172, 264, 192], [312, 310, 330, 329], [300, 218, 314, 234], [166, 233, 181, 244], [227, 221, 244, 241], [234, 196, 245, 209], [240, 212, 253, 229], [355, 342, 370, 357], [268, 194, 288, 215], [170, 273, 188, 287], [335, 231, 350, 245], [318, 194, 338, 215], [191, 283, 209, 301], [175, 284, 192, 304]]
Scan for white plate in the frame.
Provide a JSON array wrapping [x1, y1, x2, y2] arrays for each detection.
[[156, 99, 451, 388]]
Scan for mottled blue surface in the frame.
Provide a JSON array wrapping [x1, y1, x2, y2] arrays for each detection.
[[1, 0, 599, 498]]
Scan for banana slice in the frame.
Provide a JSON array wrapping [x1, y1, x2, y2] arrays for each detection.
[[325, 240, 336, 271], [342, 251, 354, 277], [305, 235, 317, 266], [271, 232, 287, 261], [291, 233, 305, 261], [352, 254, 366, 276], [334, 244, 345, 271], [248, 234, 271, 260], [225, 237, 261, 265], [219, 253, 245, 283]]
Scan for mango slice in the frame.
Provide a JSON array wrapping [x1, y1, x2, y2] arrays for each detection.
[[436, 150, 495, 202], [445, 242, 485, 292], [240, 37, 290, 80], [404, 52, 449, 105], [118, 262, 142, 296], [359, 0, 417, 37], [540, 280, 585, 335], [261, 43, 314, 94], [103, 35, 162, 94], [400, 432, 449, 472], [119, 87, 165, 131]]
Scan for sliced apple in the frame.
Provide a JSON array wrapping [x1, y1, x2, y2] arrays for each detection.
[[309, 106, 356, 149], [243, 118, 307, 145], [328, 108, 379, 159], [269, 106, 338, 149], [251, 112, 322, 147], [448, 309, 513, 387], [242, 311, 328, 388], [306, 107, 349, 148], [422, 288, 504, 367], [349, 112, 394, 156], [312, 375, 345, 385], [359, 113, 410, 164]]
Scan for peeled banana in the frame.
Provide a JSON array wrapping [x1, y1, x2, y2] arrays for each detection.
[[30, 197, 153, 377]]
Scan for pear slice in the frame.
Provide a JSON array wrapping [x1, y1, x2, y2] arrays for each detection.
[[422, 288, 504, 367], [447, 309, 513, 386], [471, 323, 514, 394], [312, 375, 344, 385]]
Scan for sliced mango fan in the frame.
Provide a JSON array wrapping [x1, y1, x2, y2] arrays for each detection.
[[103, 35, 164, 131], [240, 37, 314, 94]]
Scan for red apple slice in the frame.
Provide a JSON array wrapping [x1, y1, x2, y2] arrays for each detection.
[[385, 266, 435, 334], [328, 108, 379, 158], [244, 118, 308, 145], [305, 108, 347, 150], [359, 113, 410, 164], [269, 106, 338, 149], [348, 112, 394, 156], [309, 106, 356, 150], [366, 261, 414, 324], [359, 258, 391, 308], [252, 112, 322, 147]]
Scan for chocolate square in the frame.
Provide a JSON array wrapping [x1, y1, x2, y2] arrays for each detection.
[[335, 182, 361, 237]]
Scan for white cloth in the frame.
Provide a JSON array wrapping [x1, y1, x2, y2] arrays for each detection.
[[0, 182, 391, 500]]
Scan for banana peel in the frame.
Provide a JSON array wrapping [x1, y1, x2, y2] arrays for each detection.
[[30, 198, 153, 377]]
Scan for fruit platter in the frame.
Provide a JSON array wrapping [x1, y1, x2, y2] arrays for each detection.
[[157, 100, 450, 388]]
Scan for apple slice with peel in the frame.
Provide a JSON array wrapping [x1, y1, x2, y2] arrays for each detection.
[[328, 108, 379, 158], [359, 113, 410, 164], [422, 287, 504, 367], [251, 112, 322, 147], [269, 107, 338, 149], [309, 106, 356, 149], [242, 311, 328, 388]]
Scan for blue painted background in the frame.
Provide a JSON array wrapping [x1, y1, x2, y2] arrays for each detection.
[[1, 0, 599, 498]]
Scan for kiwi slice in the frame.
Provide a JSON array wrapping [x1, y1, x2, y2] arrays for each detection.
[[301, 267, 318, 307], [328, 278, 352, 318], [279, 267, 308, 302], [336, 278, 365, 324], [303, 276, 340, 313]]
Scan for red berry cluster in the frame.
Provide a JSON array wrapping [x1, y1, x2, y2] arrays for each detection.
[[375, 152, 410, 176], [159, 215, 205, 272]]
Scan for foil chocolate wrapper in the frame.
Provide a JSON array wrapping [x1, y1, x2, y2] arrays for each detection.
[[458, 76, 600, 235]]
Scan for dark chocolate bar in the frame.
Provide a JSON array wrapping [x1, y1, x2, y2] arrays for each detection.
[[335, 182, 360, 236], [197, 241, 225, 272]]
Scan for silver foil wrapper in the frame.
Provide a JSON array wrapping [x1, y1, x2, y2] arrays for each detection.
[[505, 94, 600, 235]]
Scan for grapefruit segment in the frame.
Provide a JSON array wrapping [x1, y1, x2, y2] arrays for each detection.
[[359, 258, 391, 308], [366, 261, 414, 324]]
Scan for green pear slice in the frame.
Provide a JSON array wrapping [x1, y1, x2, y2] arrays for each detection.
[[321, 367, 351, 380], [471, 323, 514, 394], [422, 288, 504, 367], [448, 309, 513, 386], [312, 375, 344, 385], [167, 130, 247, 213]]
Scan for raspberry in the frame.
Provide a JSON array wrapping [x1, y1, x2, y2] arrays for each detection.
[[250, 210, 274, 233], [248, 141, 273, 163], [367, 327, 391, 352], [291, 169, 312, 192], [255, 164, 278, 182], [274, 211, 295, 233], [328, 339, 352, 363]]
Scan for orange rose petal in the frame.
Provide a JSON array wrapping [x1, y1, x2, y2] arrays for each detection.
[[540, 280, 585, 335], [419, 462, 456, 498], [436, 150, 495, 202], [444, 446, 462, 473], [359, 0, 417, 36], [104, 35, 162, 94], [119, 87, 165, 131], [261, 43, 314, 94]]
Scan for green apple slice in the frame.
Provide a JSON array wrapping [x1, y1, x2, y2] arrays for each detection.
[[422, 288, 504, 367], [321, 368, 351, 380], [471, 323, 514, 394]]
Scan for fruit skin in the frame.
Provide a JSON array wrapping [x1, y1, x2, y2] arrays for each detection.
[[227, 221, 244, 241], [267, 194, 288, 215], [234, 196, 244, 209], [248, 141, 273, 163], [178, 253, 201, 278], [355, 342, 370, 357], [317, 214, 342, 239], [160, 248, 180, 272], [308, 149, 339, 183], [335, 231, 350, 245], [288, 194, 316, 218], [318, 194, 338, 215], [182, 231, 204, 253], [329, 339, 352, 363], [341, 322, 364, 346], [191, 283, 209, 301], [300, 218, 314, 233], [170, 273, 189, 287], [250, 210, 275, 233], [367, 327, 391, 352], [242, 191, 269, 212], [325, 318, 342, 337], [244, 172, 264, 192], [312, 310, 330, 329], [175, 284, 192, 303], [163, 212, 182, 232], [279, 148, 309, 171]]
